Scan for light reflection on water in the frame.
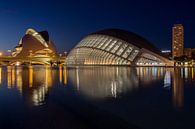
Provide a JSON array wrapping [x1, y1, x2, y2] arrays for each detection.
[[68, 67, 194, 110], [0, 66, 195, 129], [0, 66, 194, 109], [0, 66, 67, 106]]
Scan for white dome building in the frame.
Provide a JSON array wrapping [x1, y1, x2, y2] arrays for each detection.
[[67, 29, 173, 66]]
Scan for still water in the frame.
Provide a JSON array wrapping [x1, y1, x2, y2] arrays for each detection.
[[0, 66, 194, 129]]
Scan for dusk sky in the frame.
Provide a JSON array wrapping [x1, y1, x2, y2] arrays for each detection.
[[0, 0, 195, 53]]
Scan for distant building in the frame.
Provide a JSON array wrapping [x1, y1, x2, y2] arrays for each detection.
[[12, 28, 57, 57], [184, 48, 195, 58], [172, 24, 184, 58], [161, 50, 171, 58]]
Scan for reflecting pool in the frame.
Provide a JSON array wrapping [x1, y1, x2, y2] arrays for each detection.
[[0, 66, 195, 129]]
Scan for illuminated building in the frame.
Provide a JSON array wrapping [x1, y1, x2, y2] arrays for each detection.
[[161, 50, 171, 58], [172, 24, 184, 58], [67, 29, 173, 66], [12, 28, 57, 57], [184, 48, 195, 58]]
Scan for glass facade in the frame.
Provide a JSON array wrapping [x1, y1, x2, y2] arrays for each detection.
[[67, 33, 171, 66]]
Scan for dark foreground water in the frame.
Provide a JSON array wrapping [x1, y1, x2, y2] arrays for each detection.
[[0, 66, 194, 129]]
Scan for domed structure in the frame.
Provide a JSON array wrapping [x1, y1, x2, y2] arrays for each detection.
[[12, 28, 57, 57], [67, 28, 173, 66]]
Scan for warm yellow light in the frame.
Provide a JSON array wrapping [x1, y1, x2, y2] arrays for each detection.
[[11, 66, 15, 86], [59, 65, 62, 83], [7, 66, 12, 88], [29, 66, 33, 87], [0, 67, 1, 85], [0, 52, 2, 56], [63, 66, 67, 85], [16, 67, 23, 94], [16, 62, 20, 66], [45, 65, 52, 87]]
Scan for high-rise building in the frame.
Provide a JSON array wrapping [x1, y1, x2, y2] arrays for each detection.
[[172, 24, 184, 58]]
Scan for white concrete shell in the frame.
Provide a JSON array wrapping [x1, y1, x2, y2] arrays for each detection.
[[12, 28, 57, 57], [67, 29, 173, 66]]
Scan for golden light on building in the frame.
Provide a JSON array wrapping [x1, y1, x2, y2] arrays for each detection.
[[29, 65, 33, 87], [12, 28, 57, 58], [172, 24, 184, 58]]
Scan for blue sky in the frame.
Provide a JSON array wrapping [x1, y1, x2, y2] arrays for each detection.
[[0, 0, 195, 53]]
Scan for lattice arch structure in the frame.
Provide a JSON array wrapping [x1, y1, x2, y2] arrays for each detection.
[[67, 29, 173, 66]]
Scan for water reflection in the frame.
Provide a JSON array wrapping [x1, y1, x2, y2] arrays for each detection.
[[63, 66, 67, 85], [136, 67, 165, 84], [172, 68, 184, 109], [16, 67, 23, 94], [68, 66, 194, 110], [0, 67, 1, 85], [68, 67, 167, 99], [0, 65, 194, 109], [29, 66, 33, 87], [164, 70, 171, 89], [7, 66, 12, 88], [0, 66, 67, 106]]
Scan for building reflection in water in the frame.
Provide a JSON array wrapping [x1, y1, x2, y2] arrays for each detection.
[[172, 68, 184, 110], [59, 65, 67, 85], [29, 65, 33, 87], [63, 66, 67, 85], [16, 67, 23, 94], [45, 65, 52, 87], [136, 67, 165, 84], [192, 67, 194, 80], [68, 67, 167, 99], [164, 70, 171, 89], [1, 65, 194, 107], [32, 65, 53, 106], [7, 66, 12, 88], [1, 65, 64, 106], [170, 67, 195, 110], [0, 67, 2, 85], [59, 65, 62, 83]]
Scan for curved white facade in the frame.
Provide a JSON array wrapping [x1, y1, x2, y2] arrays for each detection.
[[67, 29, 173, 66], [12, 28, 57, 57]]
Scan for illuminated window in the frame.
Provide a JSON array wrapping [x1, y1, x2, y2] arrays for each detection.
[[101, 39, 112, 50], [111, 41, 122, 53], [122, 46, 133, 58], [106, 40, 117, 51], [97, 37, 108, 48], [116, 43, 127, 56], [128, 49, 139, 61]]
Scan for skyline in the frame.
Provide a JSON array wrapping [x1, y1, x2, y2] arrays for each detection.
[[0, 0, 195, 53]]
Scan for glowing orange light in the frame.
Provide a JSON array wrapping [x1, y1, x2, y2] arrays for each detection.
[[29, 66, 33, 87]]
